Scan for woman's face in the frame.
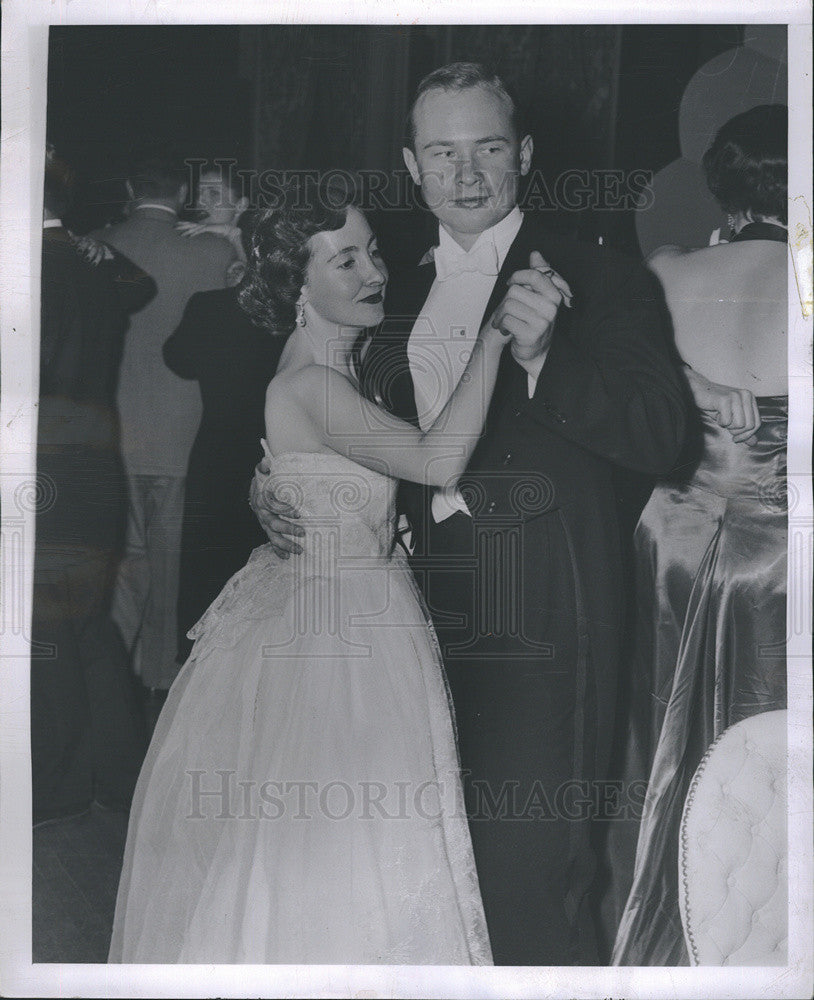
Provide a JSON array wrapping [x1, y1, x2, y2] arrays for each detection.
[[300, 207, 388, 332], [196, 170, 248, 225]]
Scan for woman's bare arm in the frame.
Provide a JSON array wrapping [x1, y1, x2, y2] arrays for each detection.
[[267, 321, 507, 488]]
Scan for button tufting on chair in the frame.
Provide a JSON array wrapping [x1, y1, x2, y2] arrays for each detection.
[[678, 710, 787, 965]]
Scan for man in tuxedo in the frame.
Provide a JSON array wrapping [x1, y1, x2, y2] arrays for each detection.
[[256, 62, 688, 964], [34, 149, 154, 822]]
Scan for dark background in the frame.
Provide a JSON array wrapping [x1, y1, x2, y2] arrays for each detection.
[[46, 23, 747, 259]]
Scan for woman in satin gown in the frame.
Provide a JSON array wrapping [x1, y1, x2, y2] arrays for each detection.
[[108, 197, 515, 964], [613, 105, 789, 965]]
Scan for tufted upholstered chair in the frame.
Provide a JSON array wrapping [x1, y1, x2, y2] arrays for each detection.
[[678, 709, 788, 965]]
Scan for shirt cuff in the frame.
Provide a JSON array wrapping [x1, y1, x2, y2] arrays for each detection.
[[525, 347, 550, 397]]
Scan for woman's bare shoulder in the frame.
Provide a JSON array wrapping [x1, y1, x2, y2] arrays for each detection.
[[264, 367, 309, 414], [647, 242, 755, 287], [263, 366, 325, 454], [266, 364, 357, 416], [646, 244, 701, 272], [646, 243, 690, 262]]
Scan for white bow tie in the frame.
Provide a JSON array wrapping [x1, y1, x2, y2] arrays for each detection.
[[434, 239, 500, 281]]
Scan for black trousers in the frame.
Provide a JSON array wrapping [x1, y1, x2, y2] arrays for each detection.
[[30, 543, 146, 822], [414, 511, 618, 965]]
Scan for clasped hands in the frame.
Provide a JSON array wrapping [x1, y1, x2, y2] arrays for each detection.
[[253, 249, 573, 558], [490, 250, 572, 368]]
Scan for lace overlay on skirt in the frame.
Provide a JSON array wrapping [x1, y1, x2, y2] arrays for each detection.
[[109, 452, 492, 965]]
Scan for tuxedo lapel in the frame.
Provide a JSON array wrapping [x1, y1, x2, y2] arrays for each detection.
[[387, 254, 437, 321], [479, 216, 538, 330], [361, 257, 436, 426]]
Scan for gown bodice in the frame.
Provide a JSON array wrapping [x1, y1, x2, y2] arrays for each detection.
[[260, 451, 399, 560]]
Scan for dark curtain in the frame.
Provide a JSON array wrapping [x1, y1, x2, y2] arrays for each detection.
[[248, 24, 621, 178], [247, 25, 411, 174], [246, 25, 622, 258]]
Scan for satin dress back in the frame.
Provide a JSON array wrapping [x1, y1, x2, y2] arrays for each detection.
[[613, 397, 788, 964], [109, 452, 492, 965]]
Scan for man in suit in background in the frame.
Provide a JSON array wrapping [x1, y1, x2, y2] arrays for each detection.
[[94, 154, 236, 692], [33, 148, 154, 823], [256, 63, 688, 964]]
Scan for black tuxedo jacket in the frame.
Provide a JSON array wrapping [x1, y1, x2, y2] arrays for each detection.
[[361, 214, 689, 637], [38, 228, 156, 550]]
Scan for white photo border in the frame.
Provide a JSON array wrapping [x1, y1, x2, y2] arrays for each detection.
[[1, 2, 811, 997]]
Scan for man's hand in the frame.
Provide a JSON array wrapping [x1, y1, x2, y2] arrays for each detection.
[[685, 367, 761, 445], [250, 455, 305, 559], [69, 233, 114, 266], [703, 383, 761, 445], [493, 251, 572, 371]]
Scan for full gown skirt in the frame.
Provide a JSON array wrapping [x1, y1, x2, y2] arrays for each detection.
[[109, 452, 492, 964]]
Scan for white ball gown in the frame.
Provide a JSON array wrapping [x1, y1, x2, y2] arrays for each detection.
[[108, 451, 492, 964]]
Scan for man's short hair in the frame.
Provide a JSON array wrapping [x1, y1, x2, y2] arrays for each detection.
[[127, 152, 187, 201], [404, 62, 525, 151]]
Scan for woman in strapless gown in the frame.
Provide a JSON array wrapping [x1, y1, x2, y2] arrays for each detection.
[[612, 106, 789, 965], [108, 194, 527, 964], [109, 451, 490, 963]]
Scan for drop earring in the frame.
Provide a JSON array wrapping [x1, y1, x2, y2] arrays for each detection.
[[296, 301, 306, 328]]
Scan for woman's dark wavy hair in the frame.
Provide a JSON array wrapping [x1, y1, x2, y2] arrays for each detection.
[[238, 191, 350, 333], [702, 104, 788, 224]]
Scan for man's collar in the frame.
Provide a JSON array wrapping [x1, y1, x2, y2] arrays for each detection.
[[419, 207, 524, 267], [133, 203, 178, 217], [42, 218, 64, 229]]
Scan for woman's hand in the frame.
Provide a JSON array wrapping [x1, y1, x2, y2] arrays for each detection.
[[481, 312, 513, 349], [176, 221, 238, 241]]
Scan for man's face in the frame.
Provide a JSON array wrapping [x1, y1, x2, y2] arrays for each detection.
[[195, 171, 247, 225], [403, 84, 532, 249]]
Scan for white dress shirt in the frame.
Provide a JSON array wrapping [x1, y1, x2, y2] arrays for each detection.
[[406, 208, 545, 523]]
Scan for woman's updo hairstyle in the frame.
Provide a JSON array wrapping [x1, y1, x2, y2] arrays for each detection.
[[238, 183, 351, 332], [702, 104, 788, 225]]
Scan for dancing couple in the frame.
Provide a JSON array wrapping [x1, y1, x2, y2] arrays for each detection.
[[109, 62, 686, 965]]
